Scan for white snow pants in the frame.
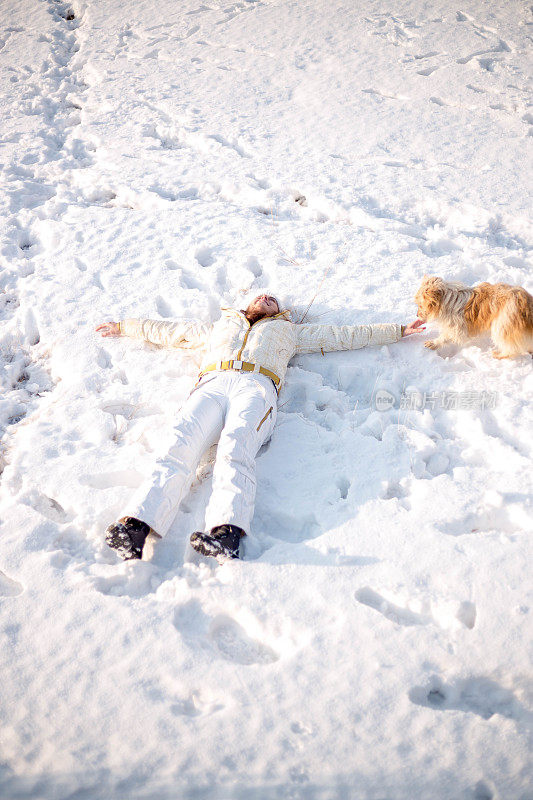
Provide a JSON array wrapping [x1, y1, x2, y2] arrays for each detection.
[[122, 371, 278, 537]]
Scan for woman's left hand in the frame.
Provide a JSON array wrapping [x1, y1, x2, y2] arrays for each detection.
[[402, 319, 426, 337]]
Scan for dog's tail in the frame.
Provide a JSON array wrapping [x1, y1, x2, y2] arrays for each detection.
[[493, 287, 533, 356], [518, 287, 533, 354]]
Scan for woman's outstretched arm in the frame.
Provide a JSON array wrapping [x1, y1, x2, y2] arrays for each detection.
[[95, 318, 211, 349]]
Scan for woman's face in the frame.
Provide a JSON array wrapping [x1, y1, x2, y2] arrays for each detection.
[[247, 295, 279, 317]]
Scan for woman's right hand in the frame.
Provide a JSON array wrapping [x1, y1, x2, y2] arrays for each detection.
[[95, 322, 121, 337]]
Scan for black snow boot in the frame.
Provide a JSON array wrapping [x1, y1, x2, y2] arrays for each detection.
[[105, 516, 151, 560], [190, 524, 245, 562]]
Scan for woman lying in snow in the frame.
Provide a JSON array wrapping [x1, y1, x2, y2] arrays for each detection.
[[96, 294, 425, 562]]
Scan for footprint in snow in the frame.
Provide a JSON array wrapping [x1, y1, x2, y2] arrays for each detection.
[[17, 231, 38, 254], [245, 256, 263, 279], [207, 133, 249, 158], [417, 65, 439, 76], [195, 245, 215, 267], [89, 563, 156, 597], [24, 308, 40, 345], [355, 587, 477, 630], [79, 469, 143, 490], [456, 601, 476, 630], [381, 480, 411, 510], [248, 173, 270, 190], [22, 491, 71, 523], [155, 296, 173, 318], [0, 570, 24, 597], [180, 270, 205, 291], [409, 676, 531, 722], [74, 256, 87, 271], [173, 601, 279, 665], [336, 476, 350, 500], [473, 780, 494, 800], [170, 690, 224, 717], [209, 614, 279, 665], [96, 347, 112, 369], [355, 587, 429, 626], [413, 51, 441, 61]]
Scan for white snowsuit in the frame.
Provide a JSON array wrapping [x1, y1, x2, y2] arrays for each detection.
[[119, 308, 402, 538]]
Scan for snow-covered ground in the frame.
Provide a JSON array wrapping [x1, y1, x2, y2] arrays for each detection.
[[1, 0, 532, 797]]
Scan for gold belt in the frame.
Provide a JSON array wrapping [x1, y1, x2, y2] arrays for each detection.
[[198, 361, 281, 391]]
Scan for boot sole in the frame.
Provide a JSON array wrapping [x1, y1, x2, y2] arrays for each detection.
[[190, 531, 239, 562], [105, 527, 142, 560]]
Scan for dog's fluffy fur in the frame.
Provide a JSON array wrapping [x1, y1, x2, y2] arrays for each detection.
[[415, 275, 533, 358]]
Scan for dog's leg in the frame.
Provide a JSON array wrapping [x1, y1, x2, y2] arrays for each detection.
[[425, 335, 454, 349], [425, 331, 466, 350], [425, 318, 469, 351], [490, 304, 533, 359], [492, 347, 528, 359], [491, 338, 523, 359], [491, 332, 527, 359]]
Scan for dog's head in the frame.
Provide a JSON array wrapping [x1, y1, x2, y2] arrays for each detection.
[[414, 275, 446, 321]]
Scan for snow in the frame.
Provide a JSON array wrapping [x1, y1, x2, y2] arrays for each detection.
[[0, 0, 532, 798]]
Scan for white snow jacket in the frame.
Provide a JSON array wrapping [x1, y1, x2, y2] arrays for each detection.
[[119, 308, 402, 389]]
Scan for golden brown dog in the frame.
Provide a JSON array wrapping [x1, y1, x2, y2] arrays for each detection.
[[415, 275, 533, 358]]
